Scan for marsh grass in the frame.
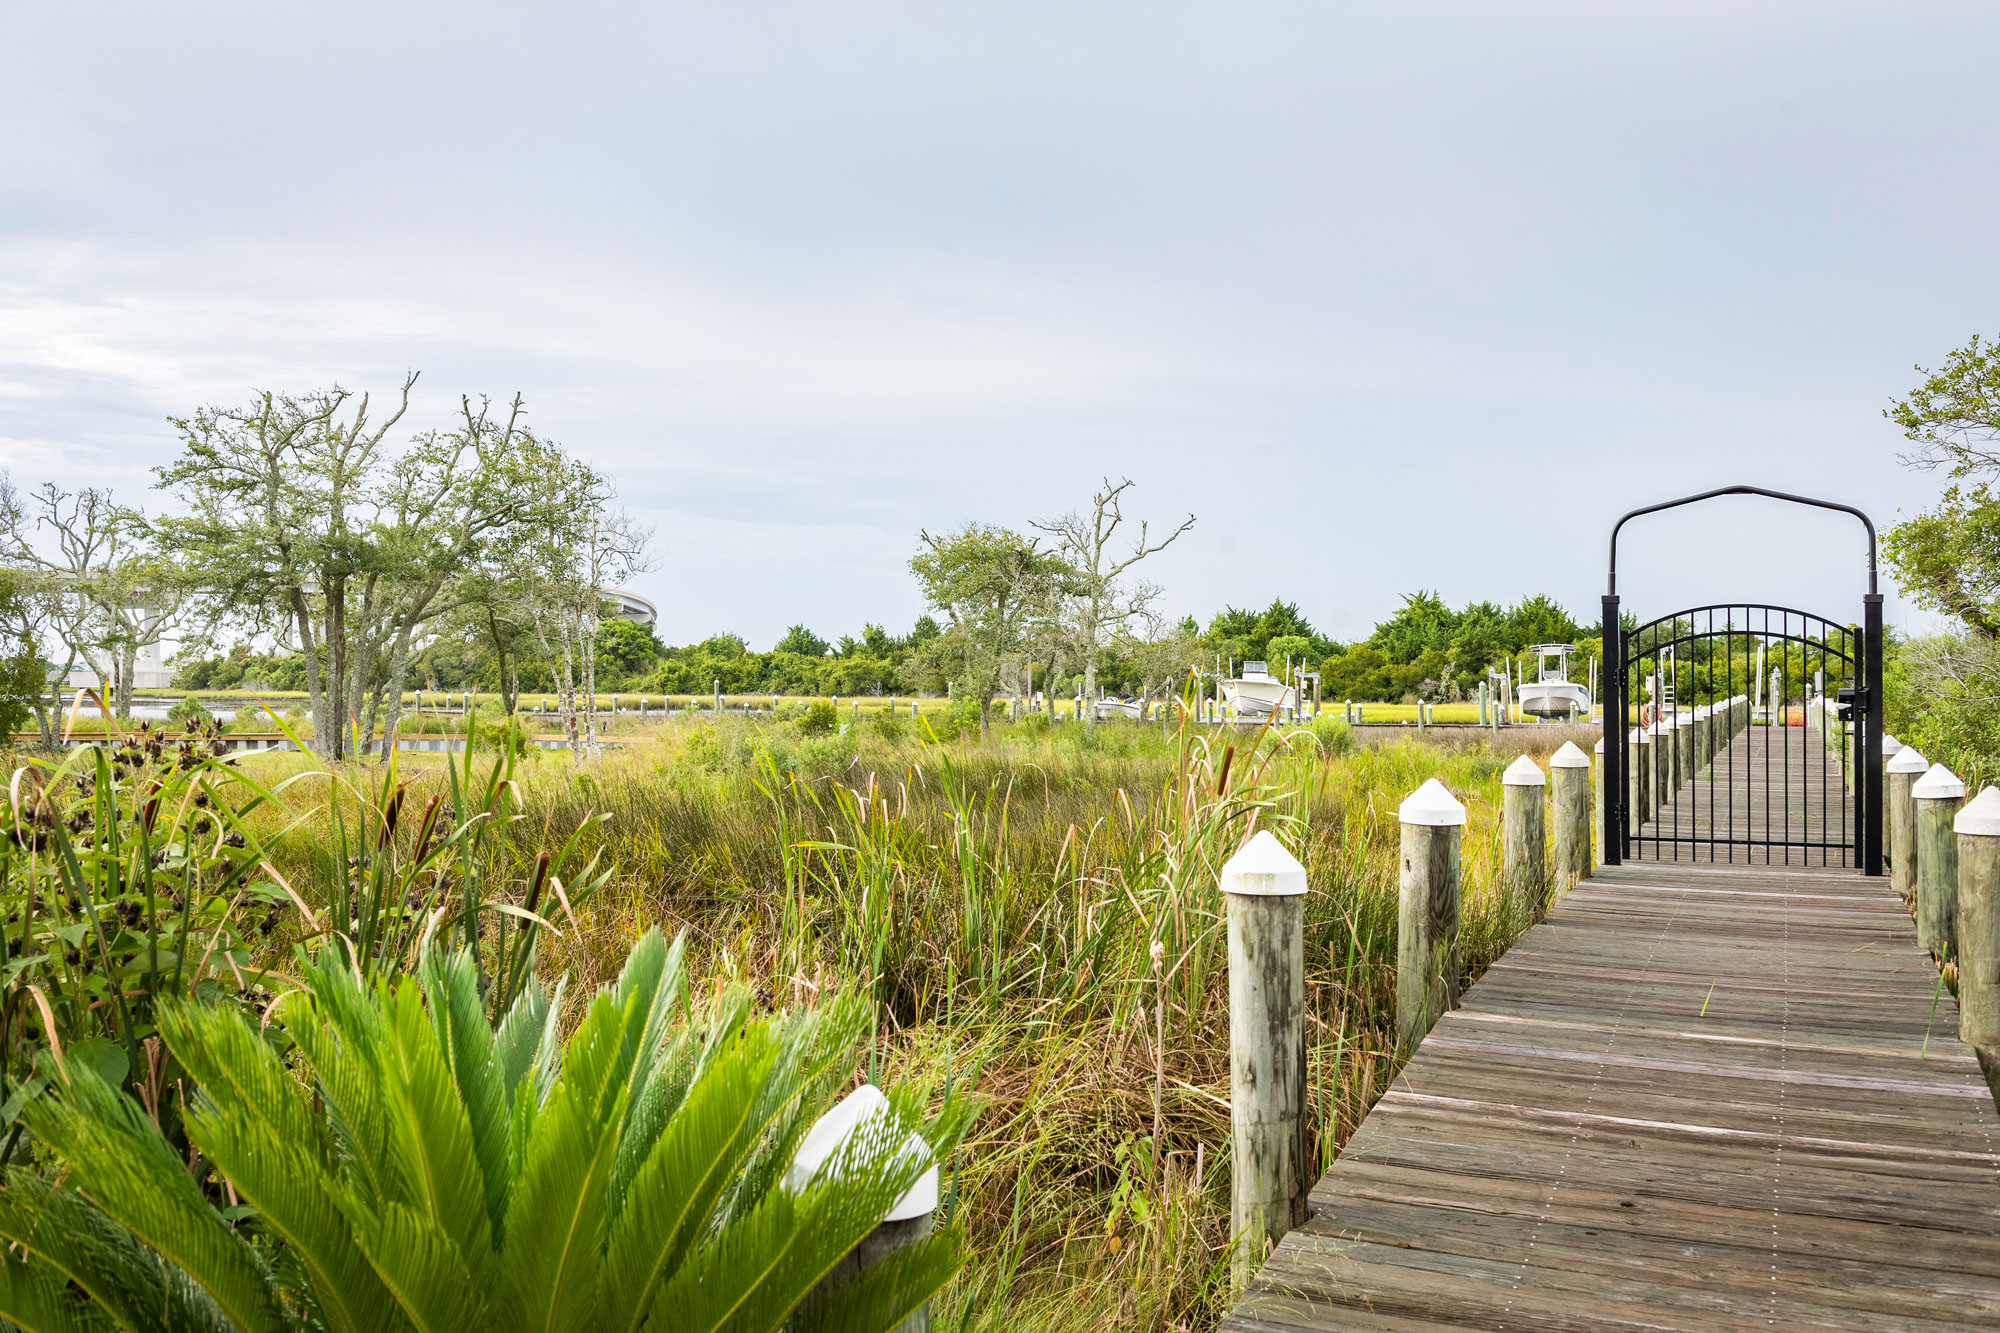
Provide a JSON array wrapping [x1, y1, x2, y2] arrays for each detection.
[[245, 713, 1569, 1333]]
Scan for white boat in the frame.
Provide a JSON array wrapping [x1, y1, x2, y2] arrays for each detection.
[[1220, 661, 1299, 718], [1092, 698, 1143, 720], [1516, 644, 1592, 718]]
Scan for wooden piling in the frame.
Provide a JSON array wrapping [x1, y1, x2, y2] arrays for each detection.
[[1502, 756, 1547, 923], [1591, 737, 1606, 870], [1222, 831, 1308, 1293], [1551, 741, 1590, 888], [1914, 763, 1966, 961], [791, 1084, 940, 1333], [1955, 786, 2000, 1104], [1630, 727, 1651, 828], [1888, 744, 1927, 904], [1397, 779, 1465, 1054]]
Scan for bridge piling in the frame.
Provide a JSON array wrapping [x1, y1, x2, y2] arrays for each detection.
[[1952, 788, 2000, 1096], [1551, 741, 1590, 888], [1590, 737, 1606, 870], [1957, 786, 2000, 1102], [1396, 779, 1465, 1054], [1501, 756, 1547, 923], [1221, 831, 1309, 1296], [1888, 745, 1927, 904], [1915, 762, 1966, 960]]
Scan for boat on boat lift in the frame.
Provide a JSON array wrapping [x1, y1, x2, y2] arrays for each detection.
[[1515, 644, 1593, 718], [1219, 661, 1299, 719]]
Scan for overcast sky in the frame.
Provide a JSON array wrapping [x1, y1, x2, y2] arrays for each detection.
[[2, 2, 1992, 648]]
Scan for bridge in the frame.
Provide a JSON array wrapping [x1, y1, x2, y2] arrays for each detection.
[[1223, 489, 2000, 1330]]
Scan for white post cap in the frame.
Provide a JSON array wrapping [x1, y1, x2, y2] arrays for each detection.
[[788, 1083, 938, 1222], [1551, 740, 1590, 768], [1956, 786, 2000, 836], [1881, 733, 1901, 756], [1631, 727, 1650, 744], [1593, 737, 1605, 753], [1502, 755, 1546, 787], [1887, 746, 1929, 775], [1913, 763, 1967, 801], [1219, 830, 1308, 896], [1399, 777, 1466, 827]]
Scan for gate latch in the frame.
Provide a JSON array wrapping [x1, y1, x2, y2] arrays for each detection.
[[1834, 684, 1867, 719]]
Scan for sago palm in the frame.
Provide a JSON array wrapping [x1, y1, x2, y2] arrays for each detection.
[[0, 929, 964, 1333]]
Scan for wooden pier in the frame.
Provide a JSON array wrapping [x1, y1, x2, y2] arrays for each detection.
[[1224, 769, 2000, 1328]]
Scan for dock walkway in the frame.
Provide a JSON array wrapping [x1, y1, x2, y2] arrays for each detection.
[[1223, 853, 2000, 1328]]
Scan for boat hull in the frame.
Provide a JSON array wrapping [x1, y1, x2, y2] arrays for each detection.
[[1222, 679, 1299, 717], [1518, 681, 1591, 717]]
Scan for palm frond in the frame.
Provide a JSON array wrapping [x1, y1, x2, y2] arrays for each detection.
[[372, 979, 498, 1280], [417, 949, 511, 1234], [164, 1002, 408, 1333], [0, 1249, 122, 1333], [495, 988, 631, 1333], [26, 1064, 282, 1333], [348, 1201, 489, 1333], [592, 1023, 780, 1333], [788, 1226, 964, 1333]]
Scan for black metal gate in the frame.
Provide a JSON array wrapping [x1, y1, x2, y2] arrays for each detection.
[[1601, 488, 1883, 875]]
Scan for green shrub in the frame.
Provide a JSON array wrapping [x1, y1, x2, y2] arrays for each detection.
[[679, 726, 725, 772], [1011, 710, 1050, 739], [1304, 714, 1354, 756], [926, 696, 983, 741], [871, 709, 908, 743], [799, 699, 838, 737], [771, 699, 807, 722], [166, 695, 214, 729], [797, 732, 857, 777]]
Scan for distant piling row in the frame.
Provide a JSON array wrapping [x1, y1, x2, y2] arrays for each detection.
[[1621, 696, 1752, 832]]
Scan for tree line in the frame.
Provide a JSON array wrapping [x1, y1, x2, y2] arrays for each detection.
[[0, 376, 648, 760]]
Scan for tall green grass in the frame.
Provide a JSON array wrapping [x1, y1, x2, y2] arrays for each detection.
[[248, 713, 1564, 1332]]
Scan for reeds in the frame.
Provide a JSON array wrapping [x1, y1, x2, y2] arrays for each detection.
[[246, 712, 1562, 1332]]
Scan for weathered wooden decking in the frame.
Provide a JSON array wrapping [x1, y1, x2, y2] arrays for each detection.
[[1224, 845, 2000, 1327]]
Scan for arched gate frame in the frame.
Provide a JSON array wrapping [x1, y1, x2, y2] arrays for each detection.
[[1602, 487, 1882, 875]]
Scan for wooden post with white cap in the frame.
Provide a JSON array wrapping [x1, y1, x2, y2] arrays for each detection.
[[1501, 756, 1546, 924], [1222, 830, 1309, 1293], [1914, 762, 1966, 961], [790, 1083, 941, 1332], [1888, 744, 1927, 904], [1551, 741, 1591, 889], [1592, 737, 1607, 869], [1630, 727, 1652, 833], [1955, 785, 2000, 1102], [1397, 778, 1465, 1054]]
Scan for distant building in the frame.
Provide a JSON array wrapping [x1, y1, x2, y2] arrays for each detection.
[[604, 588, 657, 629]]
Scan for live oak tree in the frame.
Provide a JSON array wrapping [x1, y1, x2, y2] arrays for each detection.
[[1033, 479, 1194, 733], [909, 524, 1069, 738], [503, 440, 651, 761], [1884, 333, 2000, 637], [153, 377, 531, 760], [1883, 335, 2000, 769], [0, 480, 184, 720]]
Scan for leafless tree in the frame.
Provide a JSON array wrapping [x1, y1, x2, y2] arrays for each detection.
[[1033, 479, 1194, 733]]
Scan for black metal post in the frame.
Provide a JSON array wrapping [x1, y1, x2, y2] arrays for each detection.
[[1863, 593, 1883, 876], [1602, 595, 1622, 866]]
